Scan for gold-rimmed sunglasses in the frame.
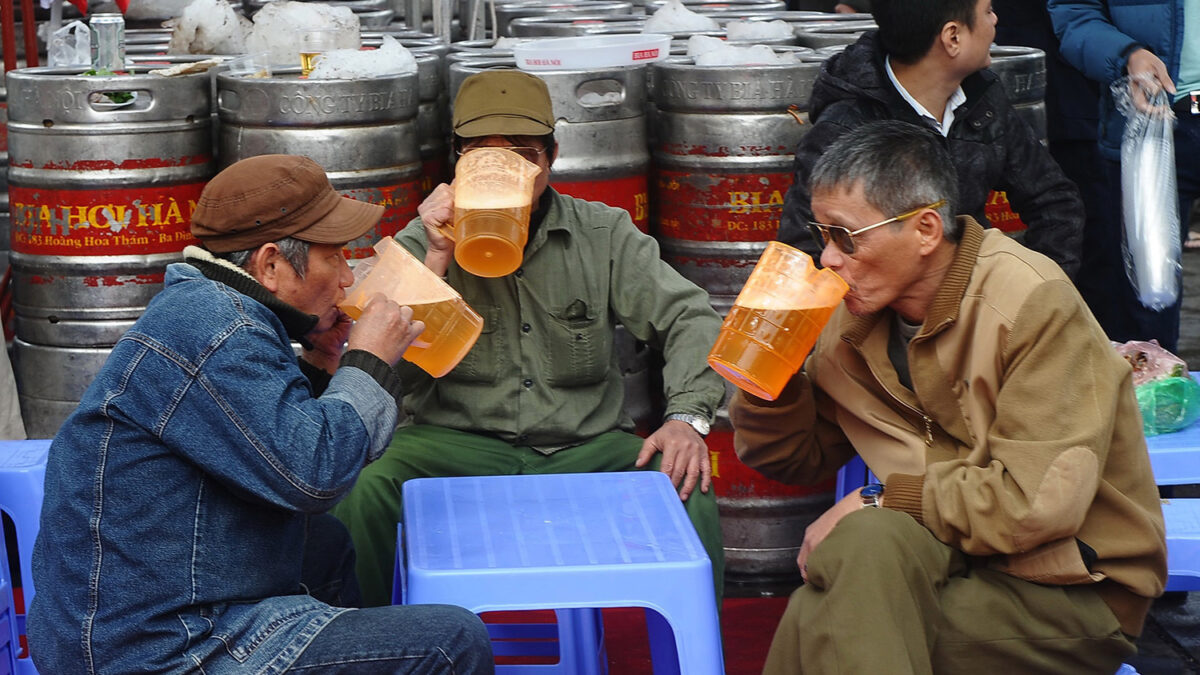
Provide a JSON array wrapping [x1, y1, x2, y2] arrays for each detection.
[[455, 145, 547, 164], [807, 199, 948, 255]]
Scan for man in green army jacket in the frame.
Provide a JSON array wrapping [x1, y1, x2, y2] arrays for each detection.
[[334, 70, 728, 609]]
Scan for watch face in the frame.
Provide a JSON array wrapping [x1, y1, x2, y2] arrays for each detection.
[[861, 484, 884, 497]]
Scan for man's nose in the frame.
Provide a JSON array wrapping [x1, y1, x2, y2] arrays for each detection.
[[338, 254, 354, 287], [819, 243, 843, 270]]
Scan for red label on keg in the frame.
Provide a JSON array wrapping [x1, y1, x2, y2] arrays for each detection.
[[339, 181, 423, 260], [632, 48, 660, 61], [984, 190, 1028, 234], [707, 429, 835, 499], [654, 169, 790, 242], [553, 174, 650, 233], [8, 183, 205, 256]]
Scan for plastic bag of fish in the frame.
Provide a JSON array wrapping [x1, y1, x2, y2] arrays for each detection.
[[1112, 73, 1180, 311]]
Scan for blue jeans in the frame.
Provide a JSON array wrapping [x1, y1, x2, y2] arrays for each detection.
[[288, 514, 494, 674], [288, 604, 495, 674]]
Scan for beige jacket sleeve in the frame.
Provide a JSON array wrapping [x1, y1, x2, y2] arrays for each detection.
[[729, 362, 857, 487]]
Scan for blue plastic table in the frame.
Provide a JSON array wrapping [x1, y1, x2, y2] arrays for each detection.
[[1145, 419, 1200, 485], [401, 471, 724, 675]]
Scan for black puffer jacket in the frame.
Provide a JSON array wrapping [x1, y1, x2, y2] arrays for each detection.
[[779, 32, 1084, 278]]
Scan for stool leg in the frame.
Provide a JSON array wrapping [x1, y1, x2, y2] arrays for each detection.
[[556, 608, 607, 675], [646, 609, 682, 675]]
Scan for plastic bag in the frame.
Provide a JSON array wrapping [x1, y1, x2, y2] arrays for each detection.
[[1135, 375, 1200, 436], [1112, 74, 1180, 311], [1112, 339, 1186, 386], [48, 20, 91, 67]]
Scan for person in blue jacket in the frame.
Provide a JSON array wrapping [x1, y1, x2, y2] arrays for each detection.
[[27, 155, 494, 674], [1049, 0, 1200, 353]]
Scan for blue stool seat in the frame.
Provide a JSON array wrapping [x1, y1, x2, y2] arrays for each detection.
[[399, 472, 724, 675], [0, 440, 50, 675]]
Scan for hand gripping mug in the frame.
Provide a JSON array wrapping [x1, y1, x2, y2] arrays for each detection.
[[339, 238, 484, 378], [707, 241, 848, 400], [444, 147, 542, 278]]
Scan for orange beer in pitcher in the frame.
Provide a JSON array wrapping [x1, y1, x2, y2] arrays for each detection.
[[446, 148, 542, 278], [707, 241, 848, 400], [340, 238, 483, 378]]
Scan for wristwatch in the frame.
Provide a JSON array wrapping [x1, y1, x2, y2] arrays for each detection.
[[665, 413, 711, 437], [860, 483, 884, 508]]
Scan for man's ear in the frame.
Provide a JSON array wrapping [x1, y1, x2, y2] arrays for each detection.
[[248, 243, 284, 292], [940, 21, 962, 58], [915, 210, 945, 255]]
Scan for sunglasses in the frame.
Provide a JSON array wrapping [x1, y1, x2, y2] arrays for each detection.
[[807, 199, 948, 255], [456, 145, 547, 164]]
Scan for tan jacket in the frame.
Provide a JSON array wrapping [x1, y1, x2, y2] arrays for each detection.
[[730, 217, 1166, 636]]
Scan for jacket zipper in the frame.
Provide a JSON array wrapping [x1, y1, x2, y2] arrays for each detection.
[[865, 365, 934, 447]]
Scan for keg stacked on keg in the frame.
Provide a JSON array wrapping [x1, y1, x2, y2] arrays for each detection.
[[450, 59, 652, 231], [216, 67, 423, 260], [649, 52, 835, 584], [5, 67, 214, 437]]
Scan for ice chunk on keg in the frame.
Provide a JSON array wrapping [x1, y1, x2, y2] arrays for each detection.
[[167, 0, 250, 55], [308, 34, 418, 79], [125, 0, 194, 21], [643, 0, 719, 32], [726, 19, 793, 40], [693, 42, 797, 66], [686, 34, 725, 58], [246, 1, 360, 66]]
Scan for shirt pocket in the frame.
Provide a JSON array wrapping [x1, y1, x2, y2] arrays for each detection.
[[545, 298, 612, 388], [445, 303, 501, 384]]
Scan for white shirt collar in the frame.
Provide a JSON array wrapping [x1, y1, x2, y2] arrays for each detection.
[[885, 55, 967, 137]]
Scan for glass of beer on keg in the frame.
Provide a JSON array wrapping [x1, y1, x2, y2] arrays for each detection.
[[444, 147, 542, 278], [707, 241, 848, 401], [299, 28, 338, 76], [339, 238, 484, 378]]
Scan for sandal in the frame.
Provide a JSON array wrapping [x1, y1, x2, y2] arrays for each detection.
[[1186, 230, 1200, 252]]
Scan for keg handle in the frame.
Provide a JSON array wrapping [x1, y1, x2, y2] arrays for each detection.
[[576, 78, 626, 108]]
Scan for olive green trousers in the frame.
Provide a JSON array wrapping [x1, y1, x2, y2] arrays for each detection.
[[763, 507, 1137, 674], [332, 424, 725, 609]]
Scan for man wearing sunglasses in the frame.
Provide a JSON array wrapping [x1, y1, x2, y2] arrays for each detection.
[[731, 121, 1165, 674], [778, 0, 1085, 279], [333, 70, 727, 610]]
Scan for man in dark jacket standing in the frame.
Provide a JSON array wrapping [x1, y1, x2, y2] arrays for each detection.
[[779, 0, 1085, 278]]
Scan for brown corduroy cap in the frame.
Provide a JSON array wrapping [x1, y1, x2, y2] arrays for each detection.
[[452, 70, 556, 138], [191, 154, 383, 253]]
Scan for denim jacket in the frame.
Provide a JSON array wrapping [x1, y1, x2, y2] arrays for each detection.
[[28, 259, 400, 674]]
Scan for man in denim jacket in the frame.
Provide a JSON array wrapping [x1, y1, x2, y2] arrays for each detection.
[[27, 155, 494, 674]]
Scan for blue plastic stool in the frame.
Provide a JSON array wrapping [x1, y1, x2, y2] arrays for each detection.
[[399, 472, 724, 675], [1161, 498, 1200, 591], [394, 525, 608, 675], [0, 520, 20, 675], [0, 440, 50, 675], [833, 455, 879, 501]]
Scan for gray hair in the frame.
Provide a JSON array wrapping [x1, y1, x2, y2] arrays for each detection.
[[217, 237, 311, 278], [810, 120, 961, 242]]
